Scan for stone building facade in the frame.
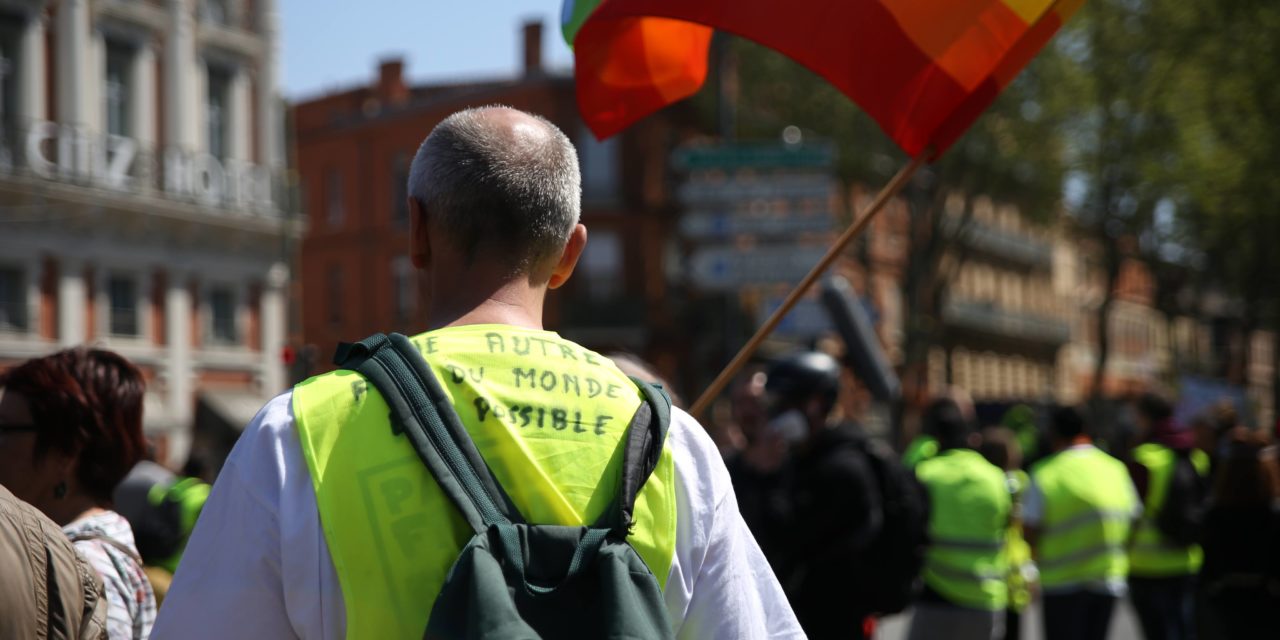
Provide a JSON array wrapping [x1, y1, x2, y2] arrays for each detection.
[[0, 0, 297, 469]]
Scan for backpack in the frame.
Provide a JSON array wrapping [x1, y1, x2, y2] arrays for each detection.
[[855, 437, 931, 615], [1155, 451, 1209, 547], [335, 333, 676, 640], [786, 430, 930, 619]]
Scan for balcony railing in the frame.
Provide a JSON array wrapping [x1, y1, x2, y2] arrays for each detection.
[[943, 216, 1052, 268], [942, 298, 1071, 345]]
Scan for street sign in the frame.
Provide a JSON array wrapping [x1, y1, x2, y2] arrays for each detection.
[[676, 174, 836, 205], [679, 211, 835, 239], [758, 297, 831, 338], [689, 244, 828, 290], [672, 142, 837, 171]]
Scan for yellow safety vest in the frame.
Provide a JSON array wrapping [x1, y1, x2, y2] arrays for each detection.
[[1006, 470, 1034, 613], [292, 325, 679, 639], [903, 435, 939, 469], [1129, 443, 1210, 577], [1031, 446, 1136, 590], [916, 449, 1011, 610]]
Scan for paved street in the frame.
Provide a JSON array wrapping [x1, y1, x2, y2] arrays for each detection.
[[878, 598, 1142, 639]]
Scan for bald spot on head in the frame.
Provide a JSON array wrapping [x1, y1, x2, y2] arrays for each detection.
[[472, 106, 556, 148]]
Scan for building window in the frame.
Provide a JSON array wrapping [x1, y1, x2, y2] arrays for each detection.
[[578, 125, 619, 201], [392, 255, 413, 320], [325, 167, 344, 227], [206, 66, 231, 160], [209, 286, 237, 344], [0, 16, 22, 154], [391, 152, 409, 228], [579, 230, 622, 300], [327, 266, 343, 328], [201, 0, 229, 26], [107, 274, 139, 336], [105, 42, 133, 138], [0, 266, 26, 331]]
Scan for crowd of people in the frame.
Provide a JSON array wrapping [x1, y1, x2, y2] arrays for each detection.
[[0, 348, 211, 640], [718, 349, 1280, 640], [0, 105, 1276, 639]]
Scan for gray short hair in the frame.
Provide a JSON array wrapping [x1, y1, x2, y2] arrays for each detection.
[[407, 106, 581, 272]]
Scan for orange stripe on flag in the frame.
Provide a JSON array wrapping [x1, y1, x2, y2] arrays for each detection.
[[637, 18, 712, 102], [880, 0, 1030, 92], [575, 15, 712, 139], [1001, 0, 1057, 24]]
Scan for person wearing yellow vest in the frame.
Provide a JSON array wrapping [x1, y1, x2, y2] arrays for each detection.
[[908, 398, 1011, 640], [153, 106, 802, 639], [979, 426, 1036, 640], [903, 386, 977, 470], [1023, 406, 1142, 640], [1126, 392, 1210, 640]]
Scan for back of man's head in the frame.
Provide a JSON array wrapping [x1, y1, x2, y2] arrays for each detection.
[[924, 398, 973, 450], [408, 106, 581, 278], [1136, 391, 1174, 426], [1050, 406, 1086, 444]]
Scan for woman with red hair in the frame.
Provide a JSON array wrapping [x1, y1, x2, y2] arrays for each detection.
[[0, 347, 156, 640]]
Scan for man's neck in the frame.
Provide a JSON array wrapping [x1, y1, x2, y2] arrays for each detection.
[[426, 278, 546, 331]]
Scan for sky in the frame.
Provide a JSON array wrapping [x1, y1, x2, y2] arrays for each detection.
[[280, 0, 575, 100]]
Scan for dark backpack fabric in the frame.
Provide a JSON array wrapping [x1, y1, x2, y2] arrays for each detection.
[[786, 425, 929, 622], [131, 492, 184, 565], [335, 333, 676, 640], [1155, 451, 1210, 547], [853, 435, 930, 615]]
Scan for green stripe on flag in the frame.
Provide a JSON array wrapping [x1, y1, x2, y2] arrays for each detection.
[[561, 0, 602, 47]]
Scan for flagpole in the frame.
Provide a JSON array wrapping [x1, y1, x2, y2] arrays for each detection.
[[689, 154, 929, 419]]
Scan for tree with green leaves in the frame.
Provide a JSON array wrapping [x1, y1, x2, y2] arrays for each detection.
[[1157, 0, 1280, 420]]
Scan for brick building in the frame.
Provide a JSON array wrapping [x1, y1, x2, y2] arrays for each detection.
[[291, 22, 690, 381], [0, 0, 297, 470]]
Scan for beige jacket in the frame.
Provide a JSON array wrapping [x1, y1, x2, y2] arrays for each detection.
[[0, 484, 109, 640]]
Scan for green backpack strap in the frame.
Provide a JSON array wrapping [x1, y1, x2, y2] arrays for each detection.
[[597, 377, 671, 539], [334, 333, 522, 533]]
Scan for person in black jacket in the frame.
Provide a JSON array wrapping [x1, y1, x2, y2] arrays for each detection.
[[1197, 427, 1280, 640], [764, 351, 885, 640]]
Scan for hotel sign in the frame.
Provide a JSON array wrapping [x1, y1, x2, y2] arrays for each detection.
[[10, 120, 276, 212]]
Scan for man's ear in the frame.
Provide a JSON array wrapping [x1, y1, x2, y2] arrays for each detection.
[[410, 198, 430, 269], [547, 224, 588, 290]]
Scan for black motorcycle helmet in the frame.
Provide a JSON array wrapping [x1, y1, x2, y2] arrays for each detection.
[[765, 351, 841, 413]]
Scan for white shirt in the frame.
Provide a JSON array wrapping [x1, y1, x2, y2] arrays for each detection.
[[152, 392, 803, 639]]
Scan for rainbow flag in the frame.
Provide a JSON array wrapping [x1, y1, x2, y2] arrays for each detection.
[[563, 0, 1084, 157]]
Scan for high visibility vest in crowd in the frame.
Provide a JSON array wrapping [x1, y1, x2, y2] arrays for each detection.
[[146, 477, 211, 574], [1031, 446, 1136, 590], [916, 449, 1011, 610], [1005, 469, 1034, 613], [1129, 443, 1210, 577], [292, 325, 679, 639], [903, 435, 939, 469]]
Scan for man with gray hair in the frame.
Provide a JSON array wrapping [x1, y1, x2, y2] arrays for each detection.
[[153, 106, 802, 639]]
